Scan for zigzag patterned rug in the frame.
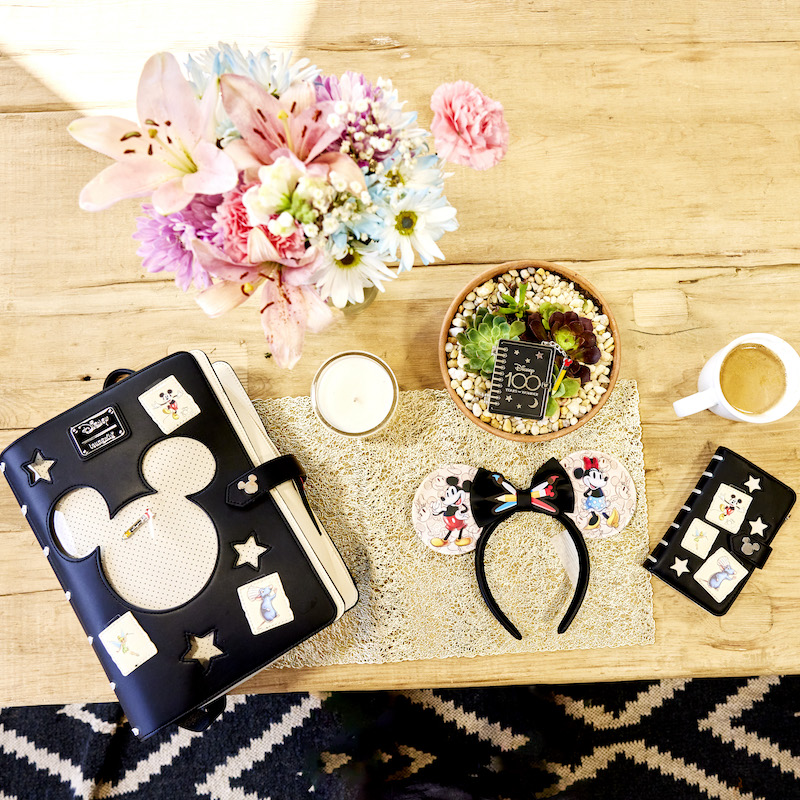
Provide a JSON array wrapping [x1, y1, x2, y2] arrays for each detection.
[[2, 676, 798, 799]]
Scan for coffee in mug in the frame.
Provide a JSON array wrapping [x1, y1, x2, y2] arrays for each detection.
[[719, 342, 787, 415], [673, 333, 800, 423]]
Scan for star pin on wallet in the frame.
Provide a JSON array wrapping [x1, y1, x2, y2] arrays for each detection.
[[1, 350, 357, 739]]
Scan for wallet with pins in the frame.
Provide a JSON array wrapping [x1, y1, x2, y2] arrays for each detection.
[[1, 351, 357, 738], [644, 446, 795, 614]]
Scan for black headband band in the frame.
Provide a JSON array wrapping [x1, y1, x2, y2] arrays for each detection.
[[469, 457, 590, 637]]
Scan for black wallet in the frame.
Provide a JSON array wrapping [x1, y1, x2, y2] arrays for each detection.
[[644, 446, 795, 614], [1, 351, 357, 738]]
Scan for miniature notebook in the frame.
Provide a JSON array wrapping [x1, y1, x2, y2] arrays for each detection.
[[1, 351, 357, 739], [487, 339, 556, 420], [644, 446, 795, 615]]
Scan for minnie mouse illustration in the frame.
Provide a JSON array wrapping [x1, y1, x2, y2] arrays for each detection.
[[573, 456, 620, 530], [431, 475, 473, 548]]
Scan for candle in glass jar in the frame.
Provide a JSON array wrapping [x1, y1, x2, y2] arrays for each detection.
[[311, 352, 398, 436]]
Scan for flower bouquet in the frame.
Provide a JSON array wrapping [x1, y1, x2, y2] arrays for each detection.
[[69, 44, 458, 367]]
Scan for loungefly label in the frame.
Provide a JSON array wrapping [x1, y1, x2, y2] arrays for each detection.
[[69, 405, 129, 459], [138, 376, 200, 434]]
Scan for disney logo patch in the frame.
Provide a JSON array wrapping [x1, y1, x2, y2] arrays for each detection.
[[69, 406, 129, 459]]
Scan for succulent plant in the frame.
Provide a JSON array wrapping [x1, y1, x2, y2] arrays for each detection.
[[457, 308, 525, 377], [498, 283, 529, 320], [526, 306, 601, 386]]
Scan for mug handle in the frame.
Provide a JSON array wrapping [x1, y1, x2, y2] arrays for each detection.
[[673, 389, 718, 418]]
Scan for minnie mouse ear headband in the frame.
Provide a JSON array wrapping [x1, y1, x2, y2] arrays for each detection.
[[412, 451, 636, 638]]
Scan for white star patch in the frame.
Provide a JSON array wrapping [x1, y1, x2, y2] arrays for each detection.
[[24, 450, 56, 484], [670, 557, 690, 577], [748, 517, 768, 537], [183, 631, 223, 669], [232, 535, 269, 569], [744, 475, 762, 493], [514, 350, 520, 355]]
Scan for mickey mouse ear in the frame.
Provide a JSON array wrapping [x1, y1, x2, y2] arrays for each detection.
[[560, 450, 637, 540], [412, 464, 482, 554]]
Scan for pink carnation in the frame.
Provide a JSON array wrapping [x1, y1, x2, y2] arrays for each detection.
[[213, 182, 254, 263], [430, 81, 509, 170]]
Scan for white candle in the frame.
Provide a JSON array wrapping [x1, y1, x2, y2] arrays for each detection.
[[311, 352, 398, 436]]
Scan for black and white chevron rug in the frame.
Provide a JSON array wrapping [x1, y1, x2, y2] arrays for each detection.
[[2, 676, 798, 799]]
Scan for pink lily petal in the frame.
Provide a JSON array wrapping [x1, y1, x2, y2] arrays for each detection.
[[221, 74, 287, 164], [259, 279, 307, 369], [313, 151, 367, 191], [182, 140, 239, 195], [137, 53, 203, 142], [302, 285, 336, 333], [291, 105, 342, 163], [78, 158, 176, 211], [278, 81, 316, 114], [247, 226, 281, 265], [192, 239, 262, 284], [151, 176, 195, 216], [222, 138, 263, 173], [196, 279, 255, 318], [67, 115, 144, 160], [279, 248, 324, 286]]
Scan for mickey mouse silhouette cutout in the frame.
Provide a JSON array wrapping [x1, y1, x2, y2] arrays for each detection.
[[52, 437, 218, 610]]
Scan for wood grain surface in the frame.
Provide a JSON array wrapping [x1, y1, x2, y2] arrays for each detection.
[[2, 0, 800, 705]]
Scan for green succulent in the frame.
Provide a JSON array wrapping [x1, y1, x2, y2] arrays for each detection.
[[545, 375, 580, 417], [498, 283, 529, 319], [457, 308, 525, 377]]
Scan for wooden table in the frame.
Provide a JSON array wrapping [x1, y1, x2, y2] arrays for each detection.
[[2, 0, 800, 706]]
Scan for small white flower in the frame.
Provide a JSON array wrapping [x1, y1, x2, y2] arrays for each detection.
[[354, 98, 369, 113], [267, 211, 296, 237], [329, 172, 348, 193], [334, 101, 348, 115]]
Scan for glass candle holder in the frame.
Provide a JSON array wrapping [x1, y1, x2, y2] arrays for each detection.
[[311, 351, 399, 437]]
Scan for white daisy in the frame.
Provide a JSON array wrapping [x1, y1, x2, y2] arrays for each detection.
[[381, 189, 458, 272], [316, 243, 395, 308]]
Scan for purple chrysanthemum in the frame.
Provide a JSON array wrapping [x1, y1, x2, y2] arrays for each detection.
[[133, 194, 224, 291], [315, 72, 403, 169]]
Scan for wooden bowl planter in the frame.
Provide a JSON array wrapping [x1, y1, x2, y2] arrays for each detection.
[[438, 260, 621, 442]]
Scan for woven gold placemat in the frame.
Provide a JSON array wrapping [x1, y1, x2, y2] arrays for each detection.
[[255, 380, 654, 667]]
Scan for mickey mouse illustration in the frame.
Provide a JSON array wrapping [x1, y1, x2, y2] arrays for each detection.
[[158, 387, 182, 420], [431, 476, 473, 548], [719, 492, 744, 522], [573, 456, 620, 530]]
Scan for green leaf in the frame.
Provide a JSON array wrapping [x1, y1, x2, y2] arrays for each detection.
[[553, 381, 566, 398], [508, 320, 526, 338], [545, 396, 559, 417], [500, 293, 515, 304], [561, 377, 580, 397], [478, 322, 491, 337]]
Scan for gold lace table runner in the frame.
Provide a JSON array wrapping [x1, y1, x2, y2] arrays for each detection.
[[255, 380, 654, 667]]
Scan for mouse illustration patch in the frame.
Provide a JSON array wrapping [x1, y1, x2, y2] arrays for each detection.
[[412, 464, 481, 554], [138, 376, 200, 434], [560, 450, 636, 539]]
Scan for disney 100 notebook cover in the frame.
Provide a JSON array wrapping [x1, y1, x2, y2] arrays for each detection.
[[0, 351, 356, 738]]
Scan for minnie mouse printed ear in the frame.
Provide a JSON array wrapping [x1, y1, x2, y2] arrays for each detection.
[[560, 450, 637, 540], [412, 465, 482, 554]]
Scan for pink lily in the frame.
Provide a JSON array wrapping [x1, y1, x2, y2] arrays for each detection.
[[68, 53, 238, 214], [191, 239, 334, 369], [219, 74, 367, 191]]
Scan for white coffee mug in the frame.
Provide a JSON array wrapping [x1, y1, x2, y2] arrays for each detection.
[[673, 333, 800, 422]]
